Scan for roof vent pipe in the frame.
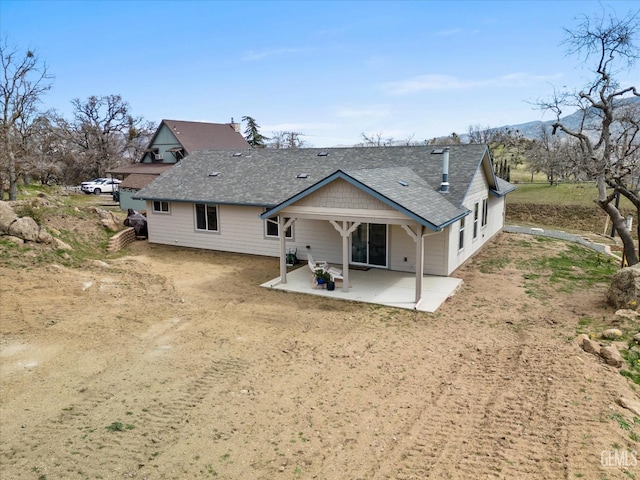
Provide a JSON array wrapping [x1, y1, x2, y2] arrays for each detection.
[[440, 148, 450, 193]]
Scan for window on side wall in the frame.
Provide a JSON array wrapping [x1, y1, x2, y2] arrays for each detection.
[[473, 203, 479, 239], [195, 203, 218, 231], [459, 217, 465, 250], [481, 198, 488, 227], [153, 201, 170, 213], [266, 215, 293, 239]]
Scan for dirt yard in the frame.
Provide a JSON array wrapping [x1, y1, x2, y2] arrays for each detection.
[[1, 202, 639, 479]]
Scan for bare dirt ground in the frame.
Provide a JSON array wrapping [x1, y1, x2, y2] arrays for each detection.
[[1, 201, 640, 479]]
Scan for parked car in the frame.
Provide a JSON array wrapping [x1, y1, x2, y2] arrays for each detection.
[[80, 178, 121, 195]]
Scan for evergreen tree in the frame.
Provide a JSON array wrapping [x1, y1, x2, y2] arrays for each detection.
[[242, 116, 268, 148]]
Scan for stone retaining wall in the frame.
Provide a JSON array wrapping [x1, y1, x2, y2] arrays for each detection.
[[107, 227, 137, 253]]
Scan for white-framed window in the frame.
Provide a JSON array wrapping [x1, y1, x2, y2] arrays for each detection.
[[473, 202, 479, 239], [265, 215, 293, 239], [153, 201, 170, 213], [195, 203, 218, 232], [481, 198, 488, 227], [459, 217, 465, 250]]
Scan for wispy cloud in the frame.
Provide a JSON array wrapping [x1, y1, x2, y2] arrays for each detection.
[[433, 28, 464, 37], [242, 47, 307, 61], [334, 104, 391, 119], [263, 122, 335, 133], [433, 28, 480, 37], [385, 73, 563, 95]]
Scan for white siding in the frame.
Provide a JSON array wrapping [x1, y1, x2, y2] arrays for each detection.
[[388, 225, 415, 272], [444, 170, 505, 275], [387, 226, 447, 275], [145, 201, 345, 261], [293, 220, 343, 264], [424, 231, 448, 275]]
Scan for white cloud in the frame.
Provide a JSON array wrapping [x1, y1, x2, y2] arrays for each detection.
[[242, 47, 306, 61], [334, 104, 391, 119], [263, 122, 335, 133], [385, 72, 563, 95], [433, 28, 465, 37]]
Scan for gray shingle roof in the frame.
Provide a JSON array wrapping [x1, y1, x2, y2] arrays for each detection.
[[343, 167, 467, 227], [494, 176, 517, 196], [135, 145, 507, 228]]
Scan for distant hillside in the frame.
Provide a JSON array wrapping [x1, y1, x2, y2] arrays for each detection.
[[493, 96, 640, 140]]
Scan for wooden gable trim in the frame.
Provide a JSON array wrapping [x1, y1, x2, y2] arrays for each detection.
[[260, 170, 443, 231]]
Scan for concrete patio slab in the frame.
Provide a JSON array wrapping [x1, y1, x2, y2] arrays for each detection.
[[260, 266, 462, 312]]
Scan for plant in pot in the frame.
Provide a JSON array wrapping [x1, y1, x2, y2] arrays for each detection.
[[315, 269, 331, 287]]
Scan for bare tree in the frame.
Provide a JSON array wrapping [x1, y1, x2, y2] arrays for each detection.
[[268, 131, 307, 149], [525, 124, 573, 185], [0, 39, 53, 200], [450, 132, 461, 144], [542, 10, 640, 264], [21, 114, 65, 185], [359, 132, 394, 147], [401, 133, 416, 146], [467, 124, 497, 144], [57, 95, 155, 179]]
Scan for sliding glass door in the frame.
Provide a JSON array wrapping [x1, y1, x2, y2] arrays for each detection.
[[351, 223, 387, 267]]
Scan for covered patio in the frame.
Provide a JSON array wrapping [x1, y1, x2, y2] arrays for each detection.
[[261, 265, 463, 312]]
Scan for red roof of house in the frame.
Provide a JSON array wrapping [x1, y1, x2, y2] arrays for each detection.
[[161, 119, 249, 153]]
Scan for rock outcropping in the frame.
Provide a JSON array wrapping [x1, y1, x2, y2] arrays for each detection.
[[607, 264, 640, 309], [0, 201, 52, 244]]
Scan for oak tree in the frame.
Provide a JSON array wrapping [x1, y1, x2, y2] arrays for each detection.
[[543, 10, 640, 264], [0, 40, 53, 200]]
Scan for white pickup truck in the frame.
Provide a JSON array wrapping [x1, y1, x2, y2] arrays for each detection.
[[80, 178, 121, 195]]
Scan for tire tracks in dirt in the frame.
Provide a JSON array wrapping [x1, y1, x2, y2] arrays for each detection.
[[368, 329, 569, 479], [1, 316, 248, 479]]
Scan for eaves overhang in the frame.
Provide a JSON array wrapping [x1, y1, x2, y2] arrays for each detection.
[[131, 193, 271, 208], [260, 169, 463, 231]]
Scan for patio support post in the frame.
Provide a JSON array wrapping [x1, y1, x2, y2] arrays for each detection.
[[278, 217, 297, 284], [415, 225, 424, 303], [330, 220, 360, 292], [279, 216, 287, 284], [401, 224, 425, 305]]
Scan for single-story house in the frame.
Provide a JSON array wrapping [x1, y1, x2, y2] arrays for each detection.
[[134, 145, 515, 306], [107, 119, 250, 211]]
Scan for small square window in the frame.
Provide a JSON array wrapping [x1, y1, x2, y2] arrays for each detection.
[[265, 215, 293, 239], [153, 201, 169, 213]]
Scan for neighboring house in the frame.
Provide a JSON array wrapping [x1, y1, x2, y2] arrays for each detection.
[[134, 145, 515, 305], [107, 119, 250, 211]]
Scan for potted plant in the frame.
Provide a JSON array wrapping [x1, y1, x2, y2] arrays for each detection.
[[315, 269, 331, 286], [326, 278, 335, 291]]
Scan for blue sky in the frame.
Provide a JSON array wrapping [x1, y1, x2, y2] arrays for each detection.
[[1, 0, 639, 147]]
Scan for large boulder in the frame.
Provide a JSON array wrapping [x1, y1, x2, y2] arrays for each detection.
[[0, 201, 17, 234], [8, 216, 40, 242], [607, 264, 640, 309]]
